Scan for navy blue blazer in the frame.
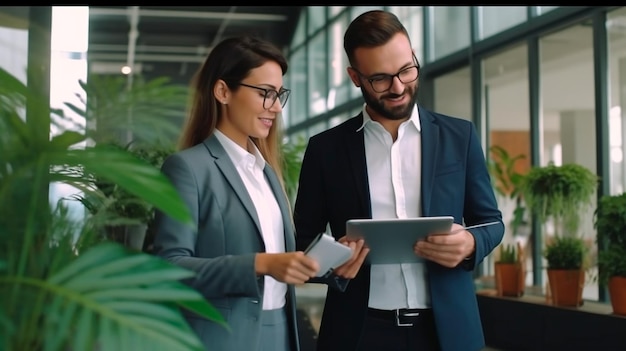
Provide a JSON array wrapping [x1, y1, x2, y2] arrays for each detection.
[[293, 106, 504, 351]]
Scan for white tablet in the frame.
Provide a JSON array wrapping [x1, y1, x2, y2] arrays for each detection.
[[304, 232, 353, 277], [345, 216, 454, 264]]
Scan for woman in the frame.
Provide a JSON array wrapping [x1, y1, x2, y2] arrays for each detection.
[[152, 35, 320, 351]]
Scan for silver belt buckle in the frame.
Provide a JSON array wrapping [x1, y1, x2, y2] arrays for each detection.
[[395, 309, 420, 327]]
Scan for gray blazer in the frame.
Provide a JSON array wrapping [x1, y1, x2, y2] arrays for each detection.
[[153, 134, 301, 351]]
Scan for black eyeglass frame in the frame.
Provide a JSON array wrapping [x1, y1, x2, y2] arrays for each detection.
[[352, 55, 421, 93], [238, 83, 291, 110]]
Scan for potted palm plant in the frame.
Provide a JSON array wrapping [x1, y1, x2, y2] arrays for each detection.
[[494, 242, 525, 297], [78, 142, 175, 251], [0, 67, 225, 350], [521, 162, 598, 307], [594, 192, 626, 315], [488, 145, 528, 297]]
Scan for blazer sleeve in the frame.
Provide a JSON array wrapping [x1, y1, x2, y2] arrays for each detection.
[[460, 123, 505, 269], [152, 153, 261, 298]]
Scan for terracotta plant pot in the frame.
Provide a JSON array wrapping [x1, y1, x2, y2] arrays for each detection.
[[547, 269, 584, 307], [495, 262, 525, 297], [608, 276, 626, 316]]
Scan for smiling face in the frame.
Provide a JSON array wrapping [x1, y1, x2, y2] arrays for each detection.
[[215, 60, 285, 149], [347, 32, 419, 122]]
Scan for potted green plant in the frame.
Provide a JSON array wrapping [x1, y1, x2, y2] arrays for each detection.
[[521, 162, 598, 306], [64, 74, 189, 146], [0, 67, 225, 350], [594, 192, 626, 315], [494, 242, 525, 297], [81, 142, 175, 251], [488, 145, 527, 236], [488, 145, 528, 297]]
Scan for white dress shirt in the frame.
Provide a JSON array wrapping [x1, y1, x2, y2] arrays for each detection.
[[214, 129, 287, 310], [357, 104, 431, 309]]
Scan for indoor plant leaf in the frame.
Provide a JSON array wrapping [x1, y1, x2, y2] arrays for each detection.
[[37, 243, 226, 351], [49, 146, 191, 225]]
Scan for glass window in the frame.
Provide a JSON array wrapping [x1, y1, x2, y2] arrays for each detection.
[[287, 48, 307, 126], [0, 14, 29, 83], [478, 6, 527, 40], [329, 111, 353, 128], [50, 6, 89, 228], [350, 6, 383, 21], [329, 6, 346, 18], [389, 6, 424, 66], [483, 43, 531, 282], [308, 31, 327, 116], [433, 66, 471, 120], [535, 6, 559, 16], [307, 120, 329, 138], [540, 22, 597, 300], [607, 7, 626, 196], [328, 13, 351, 110], [428, 6, 471, 61], [291, 9, 306, 49], [308, 6, 326, 35]]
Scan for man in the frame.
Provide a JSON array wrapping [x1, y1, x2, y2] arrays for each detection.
[[294, 10, 504, 351]]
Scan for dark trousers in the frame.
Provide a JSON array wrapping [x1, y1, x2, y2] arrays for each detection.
[[357, 308, 441, 351]]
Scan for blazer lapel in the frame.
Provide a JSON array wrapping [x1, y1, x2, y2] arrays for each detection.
[[203, 136, 262, 235], [418, 106, 440, 216]]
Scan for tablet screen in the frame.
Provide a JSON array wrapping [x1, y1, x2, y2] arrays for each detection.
[[345, 216, 454, 264]]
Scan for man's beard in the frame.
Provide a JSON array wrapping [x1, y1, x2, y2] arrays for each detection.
[[360, 84, 418, 121]]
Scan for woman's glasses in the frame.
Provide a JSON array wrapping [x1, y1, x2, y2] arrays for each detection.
[[239, 83, 291, 110]]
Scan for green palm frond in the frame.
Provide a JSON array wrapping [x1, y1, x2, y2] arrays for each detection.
[[2, 243, 226, 351], [0, 65, 226, 351]]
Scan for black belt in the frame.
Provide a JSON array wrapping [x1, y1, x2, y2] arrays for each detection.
[[367, 308, 433, 327]]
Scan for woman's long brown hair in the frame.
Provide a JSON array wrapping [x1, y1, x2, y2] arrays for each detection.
[[178, 35, 288, 190]]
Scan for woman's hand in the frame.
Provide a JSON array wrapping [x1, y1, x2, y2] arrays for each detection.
[[256, 252, 320, 284]]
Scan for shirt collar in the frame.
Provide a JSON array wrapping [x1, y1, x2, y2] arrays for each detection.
[[214, 129, 265, 170], [356, 103, 421, 132]]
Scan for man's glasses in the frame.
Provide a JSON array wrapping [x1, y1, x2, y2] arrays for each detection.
[[239, 83, 291, 110], [352, 56, 420, 93]]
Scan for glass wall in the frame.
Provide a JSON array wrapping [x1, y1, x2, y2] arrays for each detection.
[[49, 6, 89, 230], [535, 6, 559, 16], [607, 7, 626, 196], [483, 43, 531, 279], [433, 66, 471, 120], [308, 31, 327, 116], [478, 6, 527, 40], [327, 12, 351, 110], [0, 8, 29, 84], [307, 6, 326, 35], [427, 6, 471, 61], [286, 48, 306, 128], [540, 22, 597, 299], [390, 6, 424, 64]]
